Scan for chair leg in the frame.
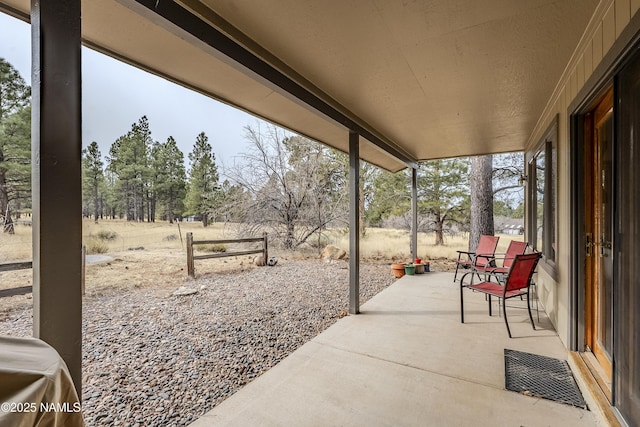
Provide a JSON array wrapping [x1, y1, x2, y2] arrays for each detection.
[[526, 292, 536, 331], [454, 263, 460, 282], [502, 297, 512, 338], [488, 295, 492, 316], [460, 281, 465, 323], [531, 281, 539, 322]]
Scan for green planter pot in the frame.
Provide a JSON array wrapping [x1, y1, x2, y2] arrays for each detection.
[[404, 264, 416, 275]]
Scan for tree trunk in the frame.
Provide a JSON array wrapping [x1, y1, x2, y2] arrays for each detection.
[[469, 155, 494, 251], [201, 212, 208, 228], [3, 207, 14, 234], [434, 210, 444, 245], [93, 176, 99, 221], [286, 221, 295, 249], [168, 188, 174, 224], [0, 169, 14, 234]]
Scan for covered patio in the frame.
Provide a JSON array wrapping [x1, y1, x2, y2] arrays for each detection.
[[2, 0, 638, 423], [191, 272, 602, 426]]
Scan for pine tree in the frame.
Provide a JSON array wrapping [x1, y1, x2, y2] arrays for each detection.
[[152, 136, 186, 223], [107, 116, 153, 221], [417, 159, 469, 245], [185, 132, 219, 227], [82, 142, 105, 221], [0, 59, 31, 233], [367, 159, 469, 245]]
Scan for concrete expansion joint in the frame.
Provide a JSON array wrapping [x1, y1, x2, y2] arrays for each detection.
[[312, 339, 504, 391]]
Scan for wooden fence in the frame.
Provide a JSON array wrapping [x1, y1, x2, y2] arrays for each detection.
[[186, 232, 268, 278], [0, 247, 86, 298], [0, 260, 33, 298]]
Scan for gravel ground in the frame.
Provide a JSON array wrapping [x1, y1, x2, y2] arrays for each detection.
[[0, 259, 395, 426]]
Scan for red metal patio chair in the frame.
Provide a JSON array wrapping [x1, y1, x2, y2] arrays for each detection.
[[453, 235, 499, 282], [460, 252, 542, 338], [481, 240, 529, 277], [476, 240, 539, 320]]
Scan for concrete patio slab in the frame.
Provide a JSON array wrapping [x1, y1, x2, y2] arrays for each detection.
[[191, 271, 601, 426]]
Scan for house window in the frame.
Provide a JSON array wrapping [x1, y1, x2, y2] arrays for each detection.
[[527, 122, 557, 267]]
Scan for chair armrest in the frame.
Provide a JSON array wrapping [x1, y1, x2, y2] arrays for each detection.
[[460, 269, 504, 286], [456, 250, 474, 255], [456, 250, 475, 262]]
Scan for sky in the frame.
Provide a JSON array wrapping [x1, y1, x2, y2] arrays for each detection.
[[0, 12, 262, 172]]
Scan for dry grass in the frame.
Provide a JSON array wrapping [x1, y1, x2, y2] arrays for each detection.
[[0, 220, 252, 293], [0, 219, 524, 313], [321, 228, 524, 262], [0, 223, 32, 261], [0, 220, 269, 317]]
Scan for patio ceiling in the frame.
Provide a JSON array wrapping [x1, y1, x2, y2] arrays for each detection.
[[1, 0, 599, 172]]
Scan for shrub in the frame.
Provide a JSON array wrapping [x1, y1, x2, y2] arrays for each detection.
[[307, 234, 330, 249], [195, 243, 227, 253], [96, 230, 118, 241], [86, 239, 109, 254], [163, 234, 178, 241]]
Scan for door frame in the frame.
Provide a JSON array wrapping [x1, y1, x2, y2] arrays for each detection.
[[568, 55, 617, 407], [583, 88, 614, 390]]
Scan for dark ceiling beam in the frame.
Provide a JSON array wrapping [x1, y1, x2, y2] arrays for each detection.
[[0, 2, 29, 21], [130, 0, 417, 169]]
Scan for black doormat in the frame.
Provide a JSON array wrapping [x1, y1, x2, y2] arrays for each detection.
[[504, 349, 587, 409]]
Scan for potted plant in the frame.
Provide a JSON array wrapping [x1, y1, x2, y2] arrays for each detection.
[[404, 263, 416, 275], [391, 262, 406, 278]]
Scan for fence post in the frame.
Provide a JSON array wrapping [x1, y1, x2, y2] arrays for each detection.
[[263, 232, 268, 262], [187, 232, 194, 278]]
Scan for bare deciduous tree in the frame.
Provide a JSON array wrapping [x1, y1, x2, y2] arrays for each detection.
[[228, 123, 347, 250]]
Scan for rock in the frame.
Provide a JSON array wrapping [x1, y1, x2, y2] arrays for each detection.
[[254, 254, 265, 266], [321, 245, 346, 261], [266, 257, 278, 266], [172, 286, 198, 296]]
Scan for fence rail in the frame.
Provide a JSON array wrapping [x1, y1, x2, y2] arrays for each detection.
[[0, 260, 33, 272], [0, 260, 34, 298], [186, 232, 268, 278], [0, 247, 86, 298]]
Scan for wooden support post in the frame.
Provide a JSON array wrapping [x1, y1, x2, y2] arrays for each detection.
[[411, 167, 418, 261], [187, 232, 194, 277], [263, 232, 268, 262], [31, 0, 83, 395], [349, 130, 360, 315], [81, 245, 86, 296]]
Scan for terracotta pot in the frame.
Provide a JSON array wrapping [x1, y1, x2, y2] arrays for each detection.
[[391, 263, 406, 278]]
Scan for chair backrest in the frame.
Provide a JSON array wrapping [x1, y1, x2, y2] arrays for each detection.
[[502, 241, 528, 268], [476, 235, 500, 255], [474, 235, 500, 267], [504, 253, 542, 292]]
